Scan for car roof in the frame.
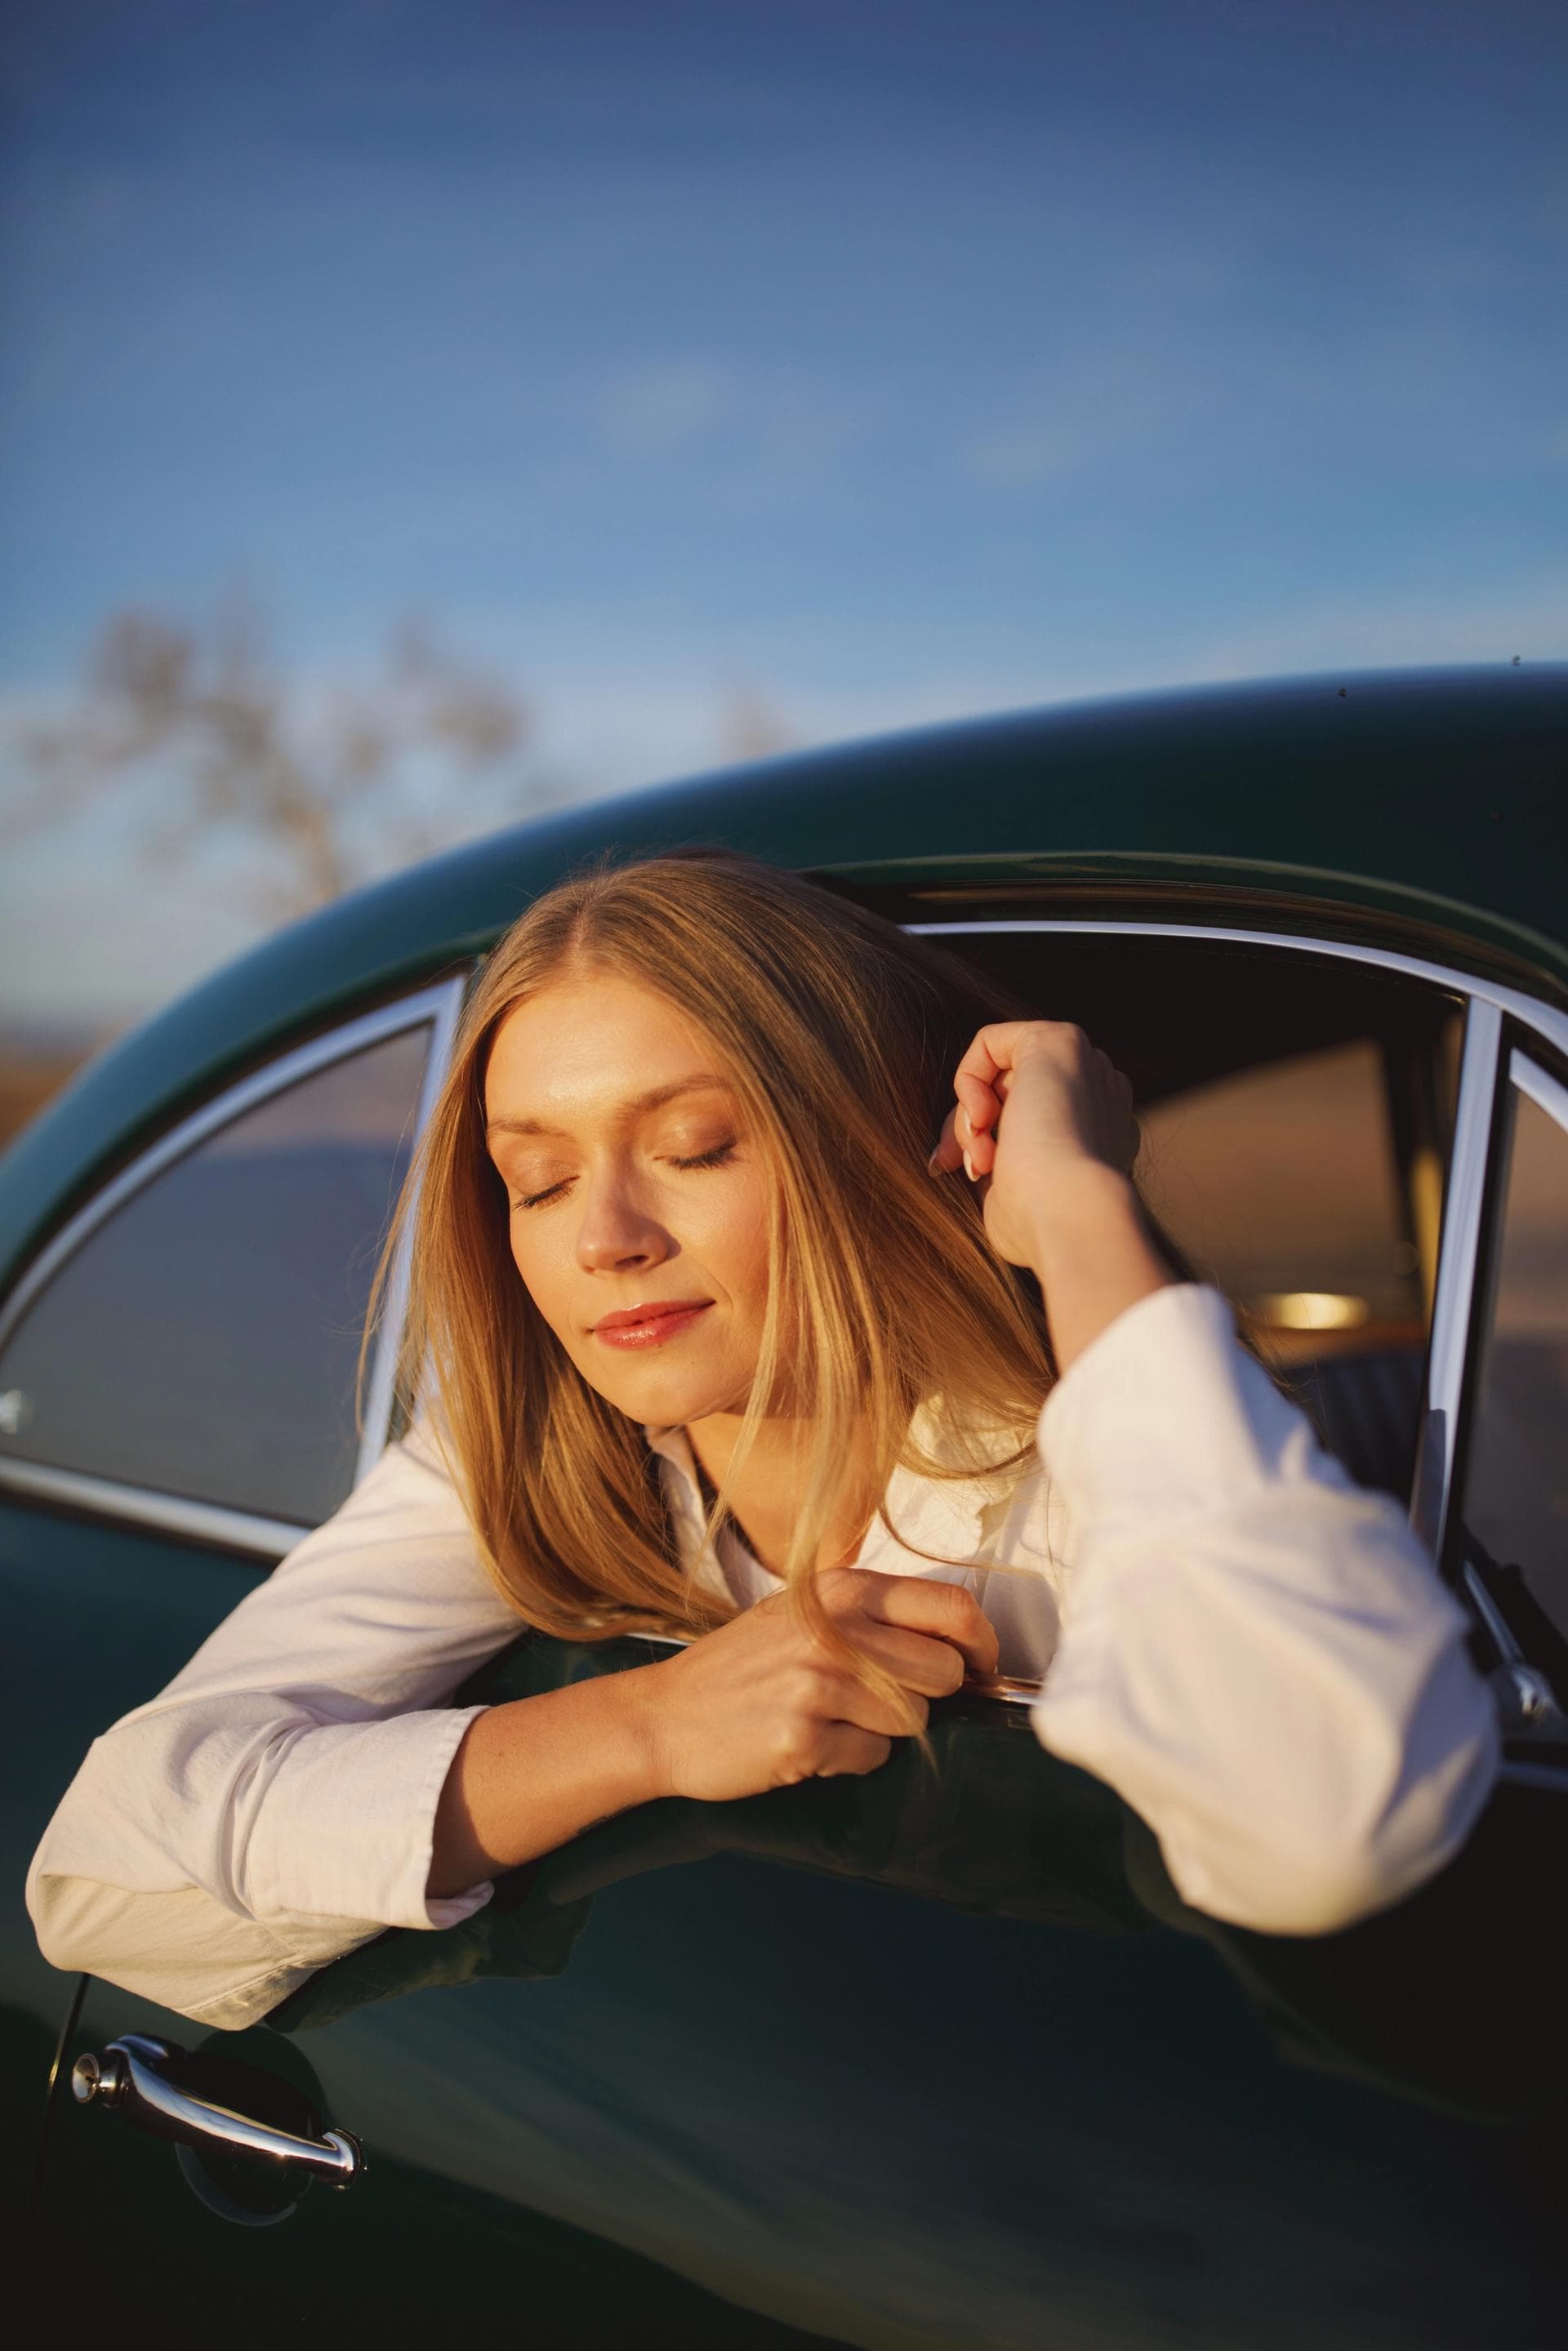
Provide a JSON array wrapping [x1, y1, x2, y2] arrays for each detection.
[[3, 661, 1565, 1289]]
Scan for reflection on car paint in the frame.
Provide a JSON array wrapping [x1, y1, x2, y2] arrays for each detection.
[[253, 1638, 1567, 2351]]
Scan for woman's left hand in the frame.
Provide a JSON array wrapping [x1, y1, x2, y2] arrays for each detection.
[[929, 1021, 1140, 1269]]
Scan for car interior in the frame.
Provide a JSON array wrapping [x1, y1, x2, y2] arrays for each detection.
[[915, 927, 1462, 1512]]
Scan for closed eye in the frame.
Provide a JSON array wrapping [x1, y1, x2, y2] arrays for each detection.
[[516, 1178, 570, 1209], [511, 1138, 736, 1212], [670, 1139, 737, 1171]]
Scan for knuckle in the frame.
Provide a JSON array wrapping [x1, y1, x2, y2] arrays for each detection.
[[791, 1663, 830, 1712], [774, 1723, 818, 1779]]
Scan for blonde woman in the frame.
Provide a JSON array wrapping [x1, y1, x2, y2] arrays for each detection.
[[28, 855, 1498, 2032]]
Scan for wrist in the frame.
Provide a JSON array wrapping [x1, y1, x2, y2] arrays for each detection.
[[1019, 1161, 1174, 1377], [612, 1659, 680, 1804], [1022, 1159, 1138, 1274]]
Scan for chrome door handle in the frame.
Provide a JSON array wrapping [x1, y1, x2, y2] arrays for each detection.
[[71, 2033, 365, 2189]]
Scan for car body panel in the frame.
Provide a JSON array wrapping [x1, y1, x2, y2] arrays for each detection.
[[30, 1635, 1568, 2347]]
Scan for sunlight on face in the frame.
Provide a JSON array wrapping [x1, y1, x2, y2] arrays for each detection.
[[484, 970, 773, 1429]]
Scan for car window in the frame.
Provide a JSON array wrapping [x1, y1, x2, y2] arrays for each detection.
[[1458, 1056, 1568, 1659], [925, 928, 1459, 1500], [0, 1017, 430, 1529], [1138, 1037, 1419, 1346]]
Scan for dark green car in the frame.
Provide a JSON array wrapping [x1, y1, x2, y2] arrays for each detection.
[[3, 666, 1566, 2347]]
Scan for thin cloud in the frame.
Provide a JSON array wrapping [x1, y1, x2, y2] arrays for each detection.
[[594, 358, 862, 473], [597, 361, 737, 453]]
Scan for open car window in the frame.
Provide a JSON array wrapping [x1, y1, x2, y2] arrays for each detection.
[[920, 927, 1461, 1504]]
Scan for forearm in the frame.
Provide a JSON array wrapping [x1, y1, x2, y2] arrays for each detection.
[[1031, 1284, 1499, 1933], [1023, 1161, 1173, 1374], [428, 1665, 666, 1898]]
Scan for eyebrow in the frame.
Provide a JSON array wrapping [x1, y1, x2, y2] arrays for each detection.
[[484, 1075, 735, 1142]]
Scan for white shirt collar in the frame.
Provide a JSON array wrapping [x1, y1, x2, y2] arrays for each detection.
[[643, 1407, 1037, 1596]]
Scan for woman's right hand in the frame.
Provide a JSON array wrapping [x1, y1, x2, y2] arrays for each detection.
[[631, 1570, 1000, 1805]]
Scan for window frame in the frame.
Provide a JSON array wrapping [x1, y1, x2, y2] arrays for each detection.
[[911, 919, 1568, 1730], [0, 974, 468, 1559], [1437, 1030, 1568, 1761]]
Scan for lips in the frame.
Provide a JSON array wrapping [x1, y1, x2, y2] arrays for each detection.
[[592, 1299, 713, 1351]]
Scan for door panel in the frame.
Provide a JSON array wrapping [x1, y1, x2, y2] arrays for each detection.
[[49, 1978, 844, 2346], [33, 1639, 1568, 2349], [1, 987, 453, 2219], [0, 1502, 264, 2218]]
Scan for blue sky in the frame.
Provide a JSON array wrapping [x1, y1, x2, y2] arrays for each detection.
[[2, 0, 1565, 1020]]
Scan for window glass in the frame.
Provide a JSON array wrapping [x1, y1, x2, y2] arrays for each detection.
[[1462, 1075, 1568, 1646], [0, 1021, 429, 1528]]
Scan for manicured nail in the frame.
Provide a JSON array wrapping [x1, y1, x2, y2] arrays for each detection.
[[962, 1148, 975, 1182]]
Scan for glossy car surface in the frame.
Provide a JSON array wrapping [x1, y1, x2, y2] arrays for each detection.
[[2, 666, 1565, 2344]]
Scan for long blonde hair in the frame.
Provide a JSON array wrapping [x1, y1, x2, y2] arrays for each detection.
[[381, 851, 1056, 1645]]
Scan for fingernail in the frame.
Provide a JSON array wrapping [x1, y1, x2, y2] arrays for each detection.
[[962, 1148, 975, 1182]]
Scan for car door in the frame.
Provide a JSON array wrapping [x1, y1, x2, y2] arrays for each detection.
[[38, 1640, 1568, 2349], [0, 981, 461, 2211], [16, 924, 1568, 2349]]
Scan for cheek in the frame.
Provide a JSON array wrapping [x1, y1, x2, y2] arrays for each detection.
[[504, 1219, 576, 1336], [697, 1174, 773, 1308]]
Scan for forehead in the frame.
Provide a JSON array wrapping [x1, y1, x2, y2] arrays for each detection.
[[484, 973, 731, 1122]]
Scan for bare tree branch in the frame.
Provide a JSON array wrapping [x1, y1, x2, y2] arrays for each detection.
[[12, 596, 539, 922]]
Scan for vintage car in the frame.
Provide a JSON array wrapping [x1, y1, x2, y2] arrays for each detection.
[[1, 665, 1564, 2346]]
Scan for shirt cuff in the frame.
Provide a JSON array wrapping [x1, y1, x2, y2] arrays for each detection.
[[243, 1704, 495, 1935], [1037, 1282, 1348, 1550]]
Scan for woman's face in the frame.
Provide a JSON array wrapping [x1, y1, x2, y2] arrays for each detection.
[[483, 969, 773, 1429]]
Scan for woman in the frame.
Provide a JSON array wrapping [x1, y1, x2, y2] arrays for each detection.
[[28, 854, 1498, 2031]]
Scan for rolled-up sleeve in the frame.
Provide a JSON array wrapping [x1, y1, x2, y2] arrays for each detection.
[[25, 1427, 523, 2029], [1031, 1285, 1499, 1936]]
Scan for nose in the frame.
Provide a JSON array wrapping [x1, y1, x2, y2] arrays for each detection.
[[574, 1164, 672, 1275]]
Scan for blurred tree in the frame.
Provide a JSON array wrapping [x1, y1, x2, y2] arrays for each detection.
[[13, 597, 536, 921], [719, 685, 797, 764]]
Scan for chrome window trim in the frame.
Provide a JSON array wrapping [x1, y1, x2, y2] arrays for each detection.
[[0, 1457, 309, 1562], [0, 975, 469, 1556], [1418, 1000, 1502, 1561], [1452, 1049, 1568, 1753], [906, 919, 1568, 1062], [353, 977, 466, 1481], [1511, 1049, 1568, 1135], [1423, 1049, 1568, 1583]]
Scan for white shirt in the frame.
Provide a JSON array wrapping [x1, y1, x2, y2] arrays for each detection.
[[26, 1286, 1499, 2031]]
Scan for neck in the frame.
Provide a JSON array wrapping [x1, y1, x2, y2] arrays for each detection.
[[684, 1406, 875, 1578]]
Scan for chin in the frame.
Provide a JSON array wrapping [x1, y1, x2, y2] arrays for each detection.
[[576, 1354, 741, 1431]]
